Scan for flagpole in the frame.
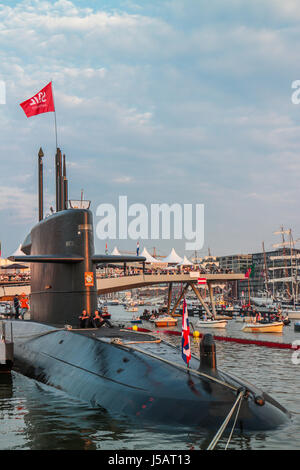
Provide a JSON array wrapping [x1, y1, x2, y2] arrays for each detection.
[[51, 80, 58, 149], [54, 107, 58, 150]]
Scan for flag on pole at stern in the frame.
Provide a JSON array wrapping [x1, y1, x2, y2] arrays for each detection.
[[20, 82, 55, 117], [182, 298, 191, 366]]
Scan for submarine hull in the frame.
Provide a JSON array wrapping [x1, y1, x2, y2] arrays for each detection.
[[9, 320, 290, 431]]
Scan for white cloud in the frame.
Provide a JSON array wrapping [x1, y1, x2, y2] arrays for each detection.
[[0, 186, 36, 222], [112, 176, 134, 184]]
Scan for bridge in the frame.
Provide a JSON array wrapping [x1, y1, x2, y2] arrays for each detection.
[[0, 272, 244, 316], [97, 272, 244, 316], [97, 272, 243, 293]]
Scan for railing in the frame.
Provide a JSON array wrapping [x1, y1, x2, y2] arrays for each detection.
[[0, 279, 31, 285], [96, 269, 235, 280]]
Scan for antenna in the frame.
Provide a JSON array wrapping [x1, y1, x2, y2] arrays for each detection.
[[38, 147, 44, 221], [55, 148, 62, 212], [63, 153, 68, 210]]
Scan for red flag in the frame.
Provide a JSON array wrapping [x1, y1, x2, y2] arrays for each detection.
[[245, 268, 251, 278], [20, 82, 55, 118]]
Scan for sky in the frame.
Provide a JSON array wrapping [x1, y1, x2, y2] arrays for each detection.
[[1, 0, 300, 258]]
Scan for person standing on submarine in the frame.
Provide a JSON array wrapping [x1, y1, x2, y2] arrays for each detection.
[[13, 294, 20, 319]]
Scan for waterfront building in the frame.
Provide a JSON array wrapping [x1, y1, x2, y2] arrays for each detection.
[[217, 248, 300, 300]]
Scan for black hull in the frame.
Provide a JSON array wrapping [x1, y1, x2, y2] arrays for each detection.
[[9, 320, 290, 431]]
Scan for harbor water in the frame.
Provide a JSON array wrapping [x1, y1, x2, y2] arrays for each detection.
[[0, 305, 299, 450]]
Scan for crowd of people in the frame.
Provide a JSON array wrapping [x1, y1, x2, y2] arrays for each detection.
[[0, 263, 233, 284], [96, 264, 233, 279], [0, 273, 30, 283]]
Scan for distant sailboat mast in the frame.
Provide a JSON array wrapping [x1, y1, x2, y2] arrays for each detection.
[[272, 227, 300, 306], [273, 227, 292, 299], [262, 241, 269, 296]]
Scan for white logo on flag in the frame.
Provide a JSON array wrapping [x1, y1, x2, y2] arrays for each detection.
[[30, 91, 47, 106]]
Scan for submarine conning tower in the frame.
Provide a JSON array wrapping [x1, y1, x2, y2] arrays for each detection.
[[26, 208, 97, 325], [9, 147, 146, 326]]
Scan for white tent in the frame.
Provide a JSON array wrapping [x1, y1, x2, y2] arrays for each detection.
[[111, 246, 121, 256], [164, 248, 183, 264], [0, 257, 10, 267], [177, 255, 194, 266], [141, 247, 161, 263]]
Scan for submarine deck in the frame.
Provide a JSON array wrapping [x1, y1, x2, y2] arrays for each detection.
[[69, 325, 205, 375], [70, 326, 158, 343]]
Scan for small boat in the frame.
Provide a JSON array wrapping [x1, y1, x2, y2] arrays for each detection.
[[242, 322, 283, 333], [131, 319, 142, 324], [197, 319, 228, 329], [154, 316, 178, 327]]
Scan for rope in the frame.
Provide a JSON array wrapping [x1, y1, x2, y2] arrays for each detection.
[[110, 338, 162, 345], [224, 392, 244, 450], [207, 389, 245, 450]]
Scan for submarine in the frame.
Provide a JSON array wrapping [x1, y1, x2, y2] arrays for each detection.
[[6, 147, 290, 432]]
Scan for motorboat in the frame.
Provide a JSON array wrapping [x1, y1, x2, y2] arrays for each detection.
[[242, 322, 284, 333], [197, 319, 228, 329], [154, 316, 178, 327], [131, 316, 142, 324]]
